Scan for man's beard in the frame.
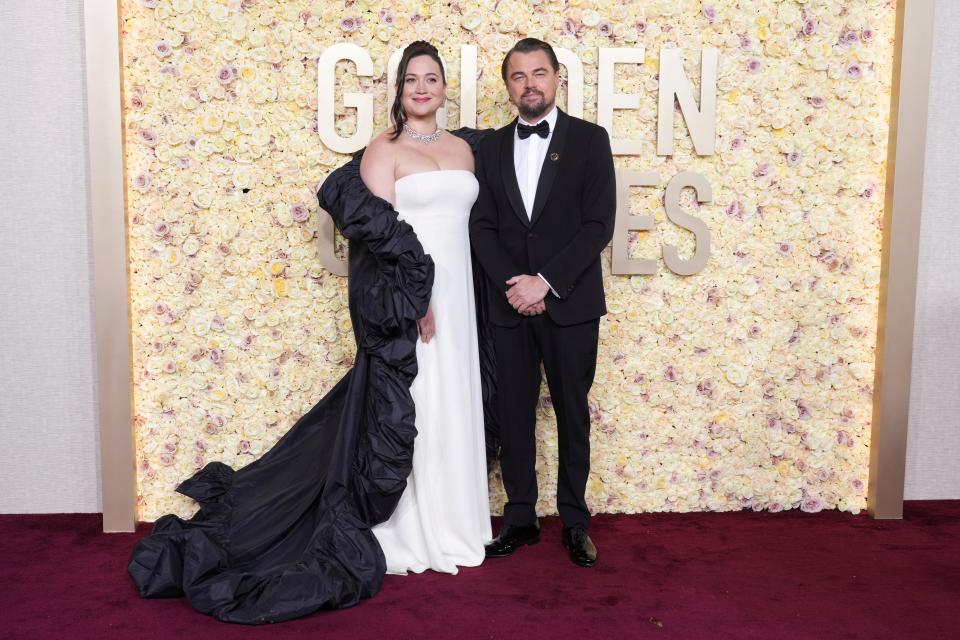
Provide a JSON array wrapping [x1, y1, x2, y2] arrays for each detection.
[[518, 91, 550, 121]]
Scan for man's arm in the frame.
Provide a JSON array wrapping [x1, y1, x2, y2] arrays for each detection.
[[537, 127, 616, 297], [469, 143, 526, 293]]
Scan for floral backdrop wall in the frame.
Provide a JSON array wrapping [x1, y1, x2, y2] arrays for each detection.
[[122, 0, 896, 521]]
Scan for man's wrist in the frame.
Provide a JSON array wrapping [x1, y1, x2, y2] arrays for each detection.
[[537, 273, 559, 298]]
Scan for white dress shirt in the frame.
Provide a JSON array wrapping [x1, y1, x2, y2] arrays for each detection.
[[513, 106, 560, 297], [513, 106, 558, 219]]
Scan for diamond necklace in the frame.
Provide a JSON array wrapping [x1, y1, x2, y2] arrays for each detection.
[[402, 123, 442, 144]]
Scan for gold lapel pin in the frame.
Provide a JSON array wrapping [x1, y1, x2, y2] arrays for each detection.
[[550, 152, 560, 161]]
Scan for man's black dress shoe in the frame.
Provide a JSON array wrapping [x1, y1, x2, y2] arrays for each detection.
[[484, 522, 540, 558], [561, 526, 597, 567]]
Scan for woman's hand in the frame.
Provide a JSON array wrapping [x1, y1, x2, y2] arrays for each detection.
[[417, 305, 436, 343]]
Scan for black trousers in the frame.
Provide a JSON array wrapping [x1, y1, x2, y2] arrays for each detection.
[[494, 314, 600, 530]]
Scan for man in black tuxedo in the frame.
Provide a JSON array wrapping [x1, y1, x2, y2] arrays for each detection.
[[470, 38, 615, 567]]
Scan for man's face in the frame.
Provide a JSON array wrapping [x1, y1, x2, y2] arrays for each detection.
[[505, 50, 560, 122]]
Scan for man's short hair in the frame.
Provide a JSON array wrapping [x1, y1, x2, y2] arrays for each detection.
[[501, 38, 560, 82]]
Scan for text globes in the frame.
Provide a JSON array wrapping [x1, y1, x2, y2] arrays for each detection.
[[316, 45, 719, 277]]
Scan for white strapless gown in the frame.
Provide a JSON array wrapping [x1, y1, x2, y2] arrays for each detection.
[[372, 169, 492, 574]]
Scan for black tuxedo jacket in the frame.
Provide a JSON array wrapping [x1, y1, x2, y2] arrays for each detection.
[[469, 109, 616, 327]]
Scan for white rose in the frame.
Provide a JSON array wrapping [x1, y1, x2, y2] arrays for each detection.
[[724, 364, 749, 387], [848, 362, 873, 381]]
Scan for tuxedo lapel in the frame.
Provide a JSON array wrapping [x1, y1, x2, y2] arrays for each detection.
[[499, 120, 530, 228], [530, 109, 569, 227]]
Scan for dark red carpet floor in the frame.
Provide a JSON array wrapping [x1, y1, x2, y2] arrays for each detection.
[[1, 502, 957, 639]]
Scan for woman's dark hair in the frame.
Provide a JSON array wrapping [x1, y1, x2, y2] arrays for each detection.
[[501, 38, 560, 83], [390, 41, 445, 140]]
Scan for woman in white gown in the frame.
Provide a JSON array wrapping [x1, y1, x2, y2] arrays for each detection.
[[129, 41, 492, 624], [359, 40, 491, 574]]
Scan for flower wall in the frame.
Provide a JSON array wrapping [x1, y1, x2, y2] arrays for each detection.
[[122, 0, 896, 520]]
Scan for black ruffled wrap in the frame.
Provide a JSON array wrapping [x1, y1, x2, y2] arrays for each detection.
[[128, 128, 497, 624]]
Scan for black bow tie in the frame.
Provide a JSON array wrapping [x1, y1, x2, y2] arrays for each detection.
[[517, 120, 550, 140]]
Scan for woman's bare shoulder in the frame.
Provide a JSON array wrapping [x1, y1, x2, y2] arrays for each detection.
[[366, 128, 400, 153], [446, 131, 473, 152], [361, 130, 402, 171], [444, 132, 475, 168]]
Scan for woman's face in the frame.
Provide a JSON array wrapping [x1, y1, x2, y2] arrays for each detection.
[[400, 54, 445, 121]]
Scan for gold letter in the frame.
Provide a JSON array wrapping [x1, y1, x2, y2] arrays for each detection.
[[663, 171, 711, 275], [458, 45, 478, 127], [316, 210, 347, 277], [317, 43, 374, 154], [611, 170, 659, 275], [555, 47, 584, 119], [598, 47, 645, 155], [657, 48, 718, 156]]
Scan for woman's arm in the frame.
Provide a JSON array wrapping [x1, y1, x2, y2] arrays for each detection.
[[358, 135, 397, 206], [317, 153, 434, 334]]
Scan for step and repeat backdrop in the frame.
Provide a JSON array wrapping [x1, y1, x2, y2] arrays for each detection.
[[122, 0, 895, 521]]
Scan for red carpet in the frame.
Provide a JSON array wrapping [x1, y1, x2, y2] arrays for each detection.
[[1, 502, 957, 639]]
